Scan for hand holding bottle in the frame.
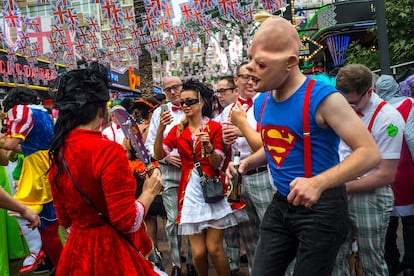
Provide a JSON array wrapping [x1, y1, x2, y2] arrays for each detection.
[[228, 150, 242, 203], [226, 158, 248, 179]]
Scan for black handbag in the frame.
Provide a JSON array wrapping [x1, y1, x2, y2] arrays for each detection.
[[201, 173, 224, 203], [192, 145, 224, 203]]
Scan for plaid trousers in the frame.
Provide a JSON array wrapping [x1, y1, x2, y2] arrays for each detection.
[[160, 163, 192, 267], [333, 185, 394, 276], [225, 168, 275, 271]]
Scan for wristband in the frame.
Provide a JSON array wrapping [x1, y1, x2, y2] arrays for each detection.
[[206, 146, 214, 155]]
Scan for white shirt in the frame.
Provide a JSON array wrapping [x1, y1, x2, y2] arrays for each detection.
[[216, 95, 259, 160], [339, 93, 405, 176], [145, 102, 185, 157], [102, 122, 125, 145]]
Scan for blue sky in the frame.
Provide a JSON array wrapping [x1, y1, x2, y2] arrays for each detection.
[[171, 0, 186, 24]]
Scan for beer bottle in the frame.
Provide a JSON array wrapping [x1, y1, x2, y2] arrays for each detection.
[[228, 150, 242, 203]]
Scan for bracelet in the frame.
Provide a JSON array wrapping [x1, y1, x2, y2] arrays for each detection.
[[206, 146, 214, 155]]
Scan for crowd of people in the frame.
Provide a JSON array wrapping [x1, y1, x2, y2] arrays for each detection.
[[0, 14, 414, 276]]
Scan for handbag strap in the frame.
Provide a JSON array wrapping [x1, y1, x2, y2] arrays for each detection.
[[58, 151, 143, 255], [191, 143, 220, 179], [191, 145, 205, 178]]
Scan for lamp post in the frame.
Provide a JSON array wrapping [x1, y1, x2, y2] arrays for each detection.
[[373, 0, 391, 74]]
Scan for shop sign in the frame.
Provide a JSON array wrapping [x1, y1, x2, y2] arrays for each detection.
[[128, 67, 140, 90], [108, 72, 119, 82], [0, 59, 54, 82], [299, 36, 323, 61]]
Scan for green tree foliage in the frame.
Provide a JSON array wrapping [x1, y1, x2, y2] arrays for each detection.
[[345, 0, 414, 73], [346, 37, 379, 70]]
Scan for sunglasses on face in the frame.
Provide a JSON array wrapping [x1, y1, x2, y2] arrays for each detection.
[[180, 98, 199, 107]]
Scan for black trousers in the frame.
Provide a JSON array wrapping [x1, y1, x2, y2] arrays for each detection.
[[251, 187, 349, 276], [385, 215, 414, 269]]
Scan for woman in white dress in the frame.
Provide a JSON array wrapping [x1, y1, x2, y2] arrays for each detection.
[[154, 80, 245, 276]]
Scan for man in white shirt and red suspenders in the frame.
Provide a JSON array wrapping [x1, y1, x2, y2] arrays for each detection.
[[217, 62, 275, 274], [333, 64, 405, 275]]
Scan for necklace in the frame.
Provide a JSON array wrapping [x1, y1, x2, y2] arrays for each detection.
[[189, 126, 201, 133]]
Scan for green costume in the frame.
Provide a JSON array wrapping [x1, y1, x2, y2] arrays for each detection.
[[0, 165, 28, 276]]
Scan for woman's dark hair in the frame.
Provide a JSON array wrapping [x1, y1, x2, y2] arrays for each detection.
[[120, 98, 155, 122], [49, 62, 110, 185], [211, 94, 223, 114], [120, 98, 136, 114], [134, 100, 155, 121], [2, 87, 41, 112], [182, 80, 214, 118]]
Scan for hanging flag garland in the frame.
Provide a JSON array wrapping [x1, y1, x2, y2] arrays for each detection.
[[0, 0, 287, 81]]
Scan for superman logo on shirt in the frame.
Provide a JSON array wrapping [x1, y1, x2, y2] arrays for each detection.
[[261, 126, 298, 168]]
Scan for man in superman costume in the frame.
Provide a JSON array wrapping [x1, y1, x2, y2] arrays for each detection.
[[230, 16, 382, 275]]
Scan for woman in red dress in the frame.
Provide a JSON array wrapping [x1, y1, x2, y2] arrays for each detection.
[[154, 80, 245, 276], [48, 62, 163, 275]]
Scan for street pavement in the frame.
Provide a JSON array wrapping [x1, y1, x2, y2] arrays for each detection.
[[9, 217, 403, 276], [10, 238, 249, 276], [9, 217, 249, 276], [155, 218, 249, 276]]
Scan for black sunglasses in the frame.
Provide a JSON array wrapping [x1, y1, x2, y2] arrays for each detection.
[[180, 98, 199, 107]]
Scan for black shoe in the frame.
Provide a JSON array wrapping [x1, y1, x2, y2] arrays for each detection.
[[187, 264, 197, 276], [404, 268, 414, 276], [148, 246, 164, 271], [170, 265, 181, 276], [180, 255, 187, 263], [240, 254, 248, 264], [231, 269, 240, 276], [33, 256, 55, 274], [388, 262, 404, 276]]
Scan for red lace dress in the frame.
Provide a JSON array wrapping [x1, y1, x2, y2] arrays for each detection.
[[49, 129, 157, 276]]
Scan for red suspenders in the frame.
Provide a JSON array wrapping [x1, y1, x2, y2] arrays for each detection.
[[303, 80, 316, 177], [259, 79, 316, 178], [367, 101, 387, 132]]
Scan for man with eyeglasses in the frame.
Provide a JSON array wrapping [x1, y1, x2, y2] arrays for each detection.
[[145, 76, 196, 276], [216, 75, 239, 110], [217, 62, 275, 274], [333, 64, 405, 275]]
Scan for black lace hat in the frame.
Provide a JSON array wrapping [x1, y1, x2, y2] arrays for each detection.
[[53, 62, 110, 112]]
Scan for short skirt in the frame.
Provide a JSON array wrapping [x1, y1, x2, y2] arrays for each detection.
[[179, 169, 248, 235]]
